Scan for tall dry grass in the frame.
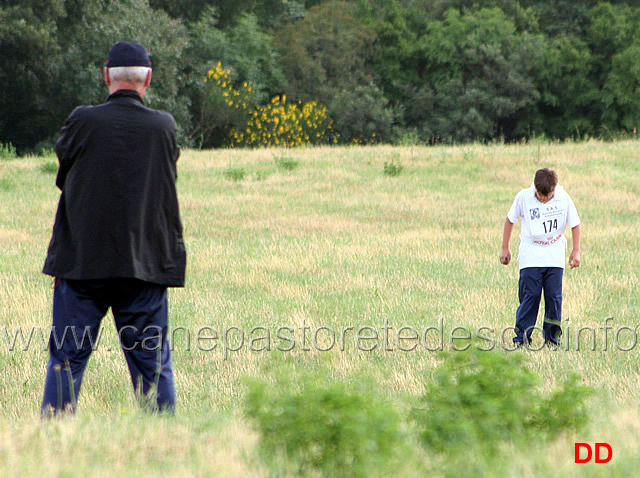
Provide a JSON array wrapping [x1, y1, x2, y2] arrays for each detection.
[[1, 141, 639, 476]]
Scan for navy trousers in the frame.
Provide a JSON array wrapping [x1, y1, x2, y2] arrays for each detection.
[[41, 279, 176, 416], [514, 267, 563, 345]]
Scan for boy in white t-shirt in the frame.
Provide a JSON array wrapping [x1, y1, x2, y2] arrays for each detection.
[[500, 168, 581, 347]]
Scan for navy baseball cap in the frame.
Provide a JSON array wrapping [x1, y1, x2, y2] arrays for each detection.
[[105, 42, 152, 67]]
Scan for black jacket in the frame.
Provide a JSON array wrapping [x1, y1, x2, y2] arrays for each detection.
[[43, 90, 186, 287]]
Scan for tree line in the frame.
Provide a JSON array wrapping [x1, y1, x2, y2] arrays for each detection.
[[2, 0, 640, 152]]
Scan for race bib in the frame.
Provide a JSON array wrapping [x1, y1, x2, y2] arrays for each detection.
[[527, 203, 567, 245]]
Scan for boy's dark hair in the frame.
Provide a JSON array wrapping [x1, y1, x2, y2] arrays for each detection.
[[534, 168, 558, 196]]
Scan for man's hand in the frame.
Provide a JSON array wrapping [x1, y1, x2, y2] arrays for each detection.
[[500, 248, 511, 265], [569, 250, 580, 268]]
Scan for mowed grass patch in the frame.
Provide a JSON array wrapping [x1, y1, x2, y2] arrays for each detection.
[[1, 142, 639, 476]]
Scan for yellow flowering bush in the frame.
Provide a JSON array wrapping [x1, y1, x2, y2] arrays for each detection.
[[191, 62, 254, 147], [230, 95, 333, 147], [204, 63, 333, 148], [205, 62, 253, 112]]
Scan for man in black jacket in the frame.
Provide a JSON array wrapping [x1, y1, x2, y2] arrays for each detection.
[[41, 42, 186, 415]]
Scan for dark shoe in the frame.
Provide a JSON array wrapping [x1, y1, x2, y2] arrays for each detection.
[[545, 340, 560, 350]]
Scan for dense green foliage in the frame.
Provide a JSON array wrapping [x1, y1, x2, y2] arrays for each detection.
[[245, 370, 403, 476], [244, 351, 591, 476], [414, 349, 591, 454], [3, 0, 640, 151]]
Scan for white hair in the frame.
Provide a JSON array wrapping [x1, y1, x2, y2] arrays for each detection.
[[108, 66, 151, 83]]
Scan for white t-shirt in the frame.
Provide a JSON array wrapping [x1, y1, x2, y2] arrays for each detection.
[[507, 184, 581, 269]]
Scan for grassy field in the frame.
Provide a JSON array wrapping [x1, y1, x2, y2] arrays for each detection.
[[1, 142, 639, 476]]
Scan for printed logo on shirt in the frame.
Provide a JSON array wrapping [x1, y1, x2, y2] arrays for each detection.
[[529, 208, 540, 220], [533, 234, 563, 246]]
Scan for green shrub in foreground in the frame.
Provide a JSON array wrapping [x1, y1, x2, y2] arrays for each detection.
[[244, 373, 402, 477], [413, 349, 591, 454], [531, 373, 592, 438]]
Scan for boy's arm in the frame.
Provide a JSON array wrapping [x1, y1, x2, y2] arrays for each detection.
[[500, 218, 515, 265], [569, 224, 581, 268]]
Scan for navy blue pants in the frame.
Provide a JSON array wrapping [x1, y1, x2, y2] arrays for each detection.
[[514, 267, 563, 345], [41, 279, 176, 416]]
